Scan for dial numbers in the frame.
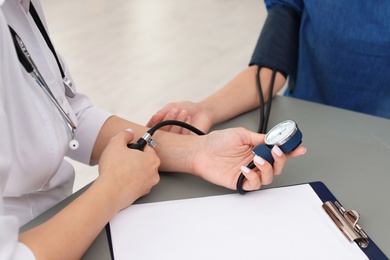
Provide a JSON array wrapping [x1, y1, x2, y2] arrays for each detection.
[[265, 120, 297, 146]]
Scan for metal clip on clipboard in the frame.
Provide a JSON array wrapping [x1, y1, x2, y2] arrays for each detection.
[[322, 201, 369, 248]]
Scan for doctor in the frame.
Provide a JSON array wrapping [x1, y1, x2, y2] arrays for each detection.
[[0, 0, 305, 259]]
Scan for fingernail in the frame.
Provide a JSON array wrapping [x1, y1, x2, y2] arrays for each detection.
[[301, 148, 307, 155], [241, 165, 250, 173], [125, 128, 134, 133], [254, 155, 265, 165], [272, 146, 283, 157], [171, 107, 178, 116]]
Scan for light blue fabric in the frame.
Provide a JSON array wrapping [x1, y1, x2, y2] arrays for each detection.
[[265, 0, 390, 118]]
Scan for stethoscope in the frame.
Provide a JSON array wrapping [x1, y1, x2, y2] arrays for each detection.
[[8, 3, 79, 150]]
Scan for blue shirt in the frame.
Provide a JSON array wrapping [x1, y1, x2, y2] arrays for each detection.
[[265, 0, 390, 118]]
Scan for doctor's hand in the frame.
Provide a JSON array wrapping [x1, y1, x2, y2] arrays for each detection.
[[146, 101, 212, 135], [191, 128, 306, 191], [97, 129, 160, 211]]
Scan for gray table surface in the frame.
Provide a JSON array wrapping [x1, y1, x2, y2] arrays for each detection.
[[21, 96, 390, 258]]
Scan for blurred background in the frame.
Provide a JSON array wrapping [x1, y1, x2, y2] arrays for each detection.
[[40, 0, 267, 192]]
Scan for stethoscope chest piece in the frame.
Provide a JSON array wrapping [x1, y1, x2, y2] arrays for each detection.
[[69, 139, 79, 150], [63, 77, 75, 98]]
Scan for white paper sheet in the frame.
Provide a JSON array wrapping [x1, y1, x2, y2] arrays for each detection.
[[109, 184, 367, 260]]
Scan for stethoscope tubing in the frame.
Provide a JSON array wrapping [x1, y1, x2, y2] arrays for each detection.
[[14, 33, 77, 132]]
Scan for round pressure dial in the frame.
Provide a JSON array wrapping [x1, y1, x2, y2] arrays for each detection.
[[265, 120, 299, 147], [237, 119, 303, 194]]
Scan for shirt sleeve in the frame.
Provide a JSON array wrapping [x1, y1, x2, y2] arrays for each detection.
[[0, 215, 36, 260], [264, 0, 304, 14], [65, 92, 112, 165]]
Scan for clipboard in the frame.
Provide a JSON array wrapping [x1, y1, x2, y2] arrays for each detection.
[[106, 182, 387, 260], [309, 182, 386, 259]]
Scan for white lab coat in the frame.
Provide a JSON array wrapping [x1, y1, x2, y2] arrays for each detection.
[[0, 0, 112, 258]]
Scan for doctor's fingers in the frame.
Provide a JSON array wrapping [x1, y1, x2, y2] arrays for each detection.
[[131, 149, 161, 198], [115, 145, 160, 202], [110, 128, 136, 145], [101, 129, 159, 176]]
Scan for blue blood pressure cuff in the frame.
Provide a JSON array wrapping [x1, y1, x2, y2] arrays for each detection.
[[249, 6, 301, 79]]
